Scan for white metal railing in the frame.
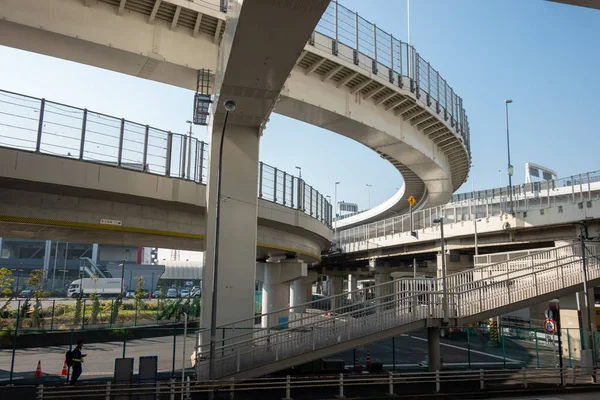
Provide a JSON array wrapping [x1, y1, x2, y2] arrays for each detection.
[[36, 367, 600, 398], [337, 170, 600, 251], [194, 243, 600, 380]]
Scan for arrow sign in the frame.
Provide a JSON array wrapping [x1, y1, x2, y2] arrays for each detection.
[[544, 309, 552, 319], [544, 318, 556, 334], [407, 196, 416, 207]]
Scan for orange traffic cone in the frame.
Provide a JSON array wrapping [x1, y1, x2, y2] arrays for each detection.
[[366, 350, 372, 369], [60, 360, 68, 377], [34, 360, 42, 378], [354, 357, 360, 372]]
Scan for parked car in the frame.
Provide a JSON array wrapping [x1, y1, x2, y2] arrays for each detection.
[[125, 290, 136, 298], [18, 289, 33, 298], [190, 286, 201, 297], [167, 288, 178, 298], [152, 290, 163, 298], [180, 289, 190, 298]]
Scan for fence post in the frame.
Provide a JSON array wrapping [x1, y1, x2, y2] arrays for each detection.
[[284, 375, 292, 400], [9, 301, 21, 384], [36, 384, 44, 400], [79, 109, 88, 160], [35, 99, 46, 153], [50, 300, 55, 332], [134, 299, 138, 327], [166, 132, 173, 177], [479, 369, 484, 390], [522, 368, 527, 388], [229, 377, 235, 400], [258, 162, 263, 198], [467, 326, 472, 369], [172, 328, 177, 378], [122, 328, 127, 358], [109, 299, 114, 329], [535, 328, 540, 368], [170, 379, 175, 400], [572, 367, 576, 385], [388, 372, 394, 395], [81, 299, 86, 330], [142, 125, 149, 172], [105, 381, 111, 400], [117, 118, 125, 167]]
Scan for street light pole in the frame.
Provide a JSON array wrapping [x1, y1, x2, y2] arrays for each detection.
[[186, 120, 193, 180], [577, 223, 596, 365], [208, 100, 236, 387], [334, 182, 340, 244], [433, 217, 448, 321], [504, 99, 514, 214], [366, 184, 372, 209], [120, 259, 126, 298]]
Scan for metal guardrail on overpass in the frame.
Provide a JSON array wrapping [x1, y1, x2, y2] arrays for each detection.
[[336, 170, 600, 251], [0, 89, 332, 227]]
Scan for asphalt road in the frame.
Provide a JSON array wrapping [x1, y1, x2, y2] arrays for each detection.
[[0, 330, 559, 382]]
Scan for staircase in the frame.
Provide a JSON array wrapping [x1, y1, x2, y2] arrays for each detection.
[[195, 243, 600, 380]]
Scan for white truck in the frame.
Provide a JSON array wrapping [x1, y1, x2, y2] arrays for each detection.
[[67, 278, 123, 298]]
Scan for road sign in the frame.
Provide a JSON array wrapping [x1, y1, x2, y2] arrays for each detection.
[[544, 309, 553, 319], [407, 196, 416, 207], [544, 318, 556, 334], [100, 218, 123, 226]]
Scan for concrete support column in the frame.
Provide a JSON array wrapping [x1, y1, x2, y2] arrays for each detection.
[[374, 272, 390, 312], [427, 327, 441, 372], [262, 264, 289, 328], [329, 276, 344, 311], [42, 240, 52, 279], [92, 243, 99, 265], [290, 278, 307, 313], [201, 124, 260, 334], [347, 274, 357, 301]]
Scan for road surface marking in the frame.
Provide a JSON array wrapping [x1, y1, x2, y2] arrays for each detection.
[[401, 334, 522, 363]]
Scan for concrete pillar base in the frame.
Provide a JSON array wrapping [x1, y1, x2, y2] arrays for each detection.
[[427, 327, 441, 372]]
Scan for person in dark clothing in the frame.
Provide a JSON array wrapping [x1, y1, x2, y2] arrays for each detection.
[[70, 340, 87, 385]]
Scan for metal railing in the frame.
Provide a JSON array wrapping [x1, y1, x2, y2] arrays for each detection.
[[192, 243, 600, 379], [313, 1, 470, 153], [336, 170, 600, 251], [32, 367, 600, 398], [0, 89, 332, 227]]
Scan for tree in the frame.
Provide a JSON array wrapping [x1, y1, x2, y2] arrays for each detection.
[[134, 276, 146, 300], [27, 270, 49, 328], [0, 268, 14, 314], [73, 297, 83, 325], [90, 294, 100, 325]]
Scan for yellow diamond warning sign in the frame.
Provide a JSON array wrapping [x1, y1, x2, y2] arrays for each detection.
[[407, 196, 416, 207]]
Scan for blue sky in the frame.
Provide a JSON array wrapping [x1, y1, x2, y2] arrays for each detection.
[[0, 0, 599, 214]]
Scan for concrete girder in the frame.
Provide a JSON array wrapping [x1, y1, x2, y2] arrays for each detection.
[[117, 0, 127, 15], [306, 57, 326, 75], [337, 71, 359, 88], [149, 0, 161, 24], [350, 78, 372, 95], [404, 109, 427, 122], [374, 91, 397, 106], [322, 65, 343, 81], [171, 6, 181, 31], [193, 12, 203, 37], [214, 19, 222, 43], [419, 119, 441, 131], [410, 112, 433, 126], [385, 97, 409, 111], [394, 103, 418, 117], [362, 85, 385, 100]]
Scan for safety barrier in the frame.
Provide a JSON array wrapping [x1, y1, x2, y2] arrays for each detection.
[[0, 89, 332, 227]]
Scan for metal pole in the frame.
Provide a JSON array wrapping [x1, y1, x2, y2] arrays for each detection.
[[413, 258, 417, 279], [9, 300, 20, 383], [52, 241, 59, 290], [505, 100, 514, 214], [181, 312, 188, 400], [187, 122, 193, 180], [474, 219, 478, 256], [209, 105, 233, 386], [62, 242, 68, 291], [439, 219, 448, 321], [579, 224, 595, 364], [120, 259, 126, 298]]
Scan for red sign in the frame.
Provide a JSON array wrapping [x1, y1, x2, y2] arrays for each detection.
[[544, 318, 556, 334]]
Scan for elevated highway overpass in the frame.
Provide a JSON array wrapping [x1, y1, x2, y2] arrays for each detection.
[[0, 89, 331, 262], [0, 0, 471, 221]]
